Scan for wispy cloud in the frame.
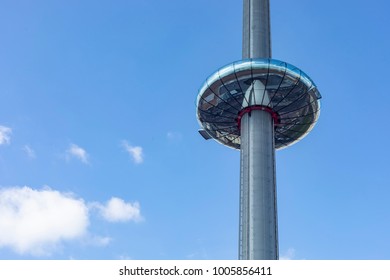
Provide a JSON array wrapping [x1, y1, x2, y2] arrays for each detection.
[[0, 186, 88, 256], [23, 145, 36, 159], [117, 254, 133, 260], [93, 197, 142, 223], [166, 131, 182, 141], [0, 126, 12, 145], [122, 141, 143, 164], [186, 239, 209, 259], [280, 248, 296, 260], [66, 143, 89, 164], [86, 235, 112, 247]]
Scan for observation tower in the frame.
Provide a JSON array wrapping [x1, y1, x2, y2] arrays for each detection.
[[196, 0, 321, 259]]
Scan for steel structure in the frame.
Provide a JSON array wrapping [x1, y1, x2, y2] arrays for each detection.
[[196, 0, 321, 259]]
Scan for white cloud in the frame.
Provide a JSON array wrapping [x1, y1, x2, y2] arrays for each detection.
[[167, 131, 182, 141], [0, 126, 12, 145], [0, 186, 89, 256], [280, 248, 296, 260], [95, 197, 142, 223], [117, 254, 133, 260], [23, 145, 36, 159], [86, 235, 112, 247], [122, 141, 143, 164], [0, 186, 142, 256], [67, 143, 89, 164], [94, 236, 112, 246]]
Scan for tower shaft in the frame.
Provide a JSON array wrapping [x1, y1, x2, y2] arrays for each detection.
[[239, 0, 278, 260], [242, 0, 271, 59]]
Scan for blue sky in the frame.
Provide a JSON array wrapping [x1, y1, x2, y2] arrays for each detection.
[[0, 0, 389, 260]]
